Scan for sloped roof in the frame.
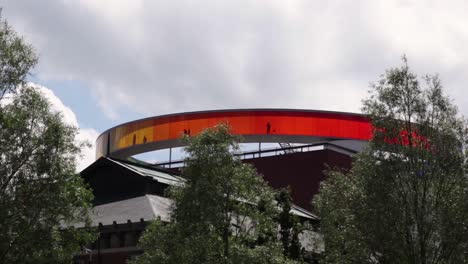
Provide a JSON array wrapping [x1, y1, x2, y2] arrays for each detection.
[[107, 158, 184, 186], [81, 156, 184, 186], [90, 194, 173, 226], [87, 196, 316, 228], [291, 204, 318, 220]]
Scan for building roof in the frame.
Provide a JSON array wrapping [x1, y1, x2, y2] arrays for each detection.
[[85, 194, 316, 227], [106, 158, 184, 186], [81, 156, 185, 187], [90, 194, 172, 226], [291, 204, 318, 220]]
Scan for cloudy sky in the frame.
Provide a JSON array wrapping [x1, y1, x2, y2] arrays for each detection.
[[2, 0, 468, 169]]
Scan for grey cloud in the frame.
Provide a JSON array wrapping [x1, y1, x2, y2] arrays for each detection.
[[3, 0, 468, 120]]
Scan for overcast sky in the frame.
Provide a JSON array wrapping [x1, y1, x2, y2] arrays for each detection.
[[2, 0, 468, 169]]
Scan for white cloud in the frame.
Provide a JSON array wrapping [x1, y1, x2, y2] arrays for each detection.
[[34, 83, 79, 126], [31, 83, 99, 172], [3, 0, 468, 119], [75, 128, 100, 172]]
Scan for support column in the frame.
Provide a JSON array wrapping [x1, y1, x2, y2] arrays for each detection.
[[169, 148, 172, 168]]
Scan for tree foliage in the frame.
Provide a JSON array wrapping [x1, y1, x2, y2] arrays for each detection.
[[133, 124, 301, 264], [314, 58, 468, 264], [0, 19, 37, 100], [276, 188, 305, 261], [0, 18, 95, 263]]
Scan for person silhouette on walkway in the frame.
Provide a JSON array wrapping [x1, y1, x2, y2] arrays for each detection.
[[266, 122, 271, 134]]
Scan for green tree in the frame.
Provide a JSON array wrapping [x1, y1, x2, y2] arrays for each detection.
[[0, 19, 37, 100], [313, 58, 468, 264], [276, 188, 305, 261], [0, 19, 95, 264], [134, 124, 301, 264]]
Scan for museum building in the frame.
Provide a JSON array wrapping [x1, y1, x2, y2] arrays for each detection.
[[75, 109, 371, 263]]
